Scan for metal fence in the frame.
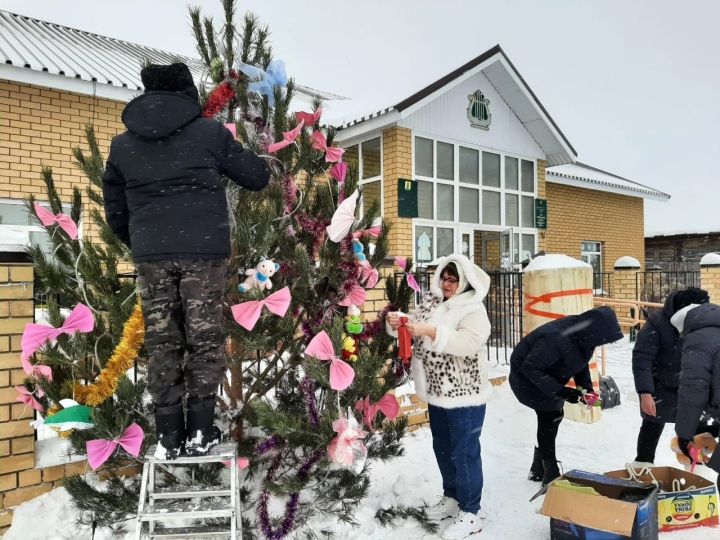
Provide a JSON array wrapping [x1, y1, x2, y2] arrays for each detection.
[[636, 270, 701, 303], [484, 272, 524, 364], [399, 269, 523, 365]]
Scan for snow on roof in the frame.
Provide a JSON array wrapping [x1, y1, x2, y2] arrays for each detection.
[[524, 254, 591, 272], [0, 9, 344, 103], [547, 162, 670, 202]]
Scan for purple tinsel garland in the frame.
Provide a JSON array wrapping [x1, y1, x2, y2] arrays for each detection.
[[257, 448, 325, 540], [300, 378, 320, 428]]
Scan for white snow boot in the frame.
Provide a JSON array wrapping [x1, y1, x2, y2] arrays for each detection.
[[425, 496, 460, 521], [442, 510, 483, 539]]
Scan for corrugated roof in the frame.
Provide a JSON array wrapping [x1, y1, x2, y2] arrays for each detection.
[[0, 9, 199, 90], [0, 9, 346, 102], [547, 162, 670, 201]]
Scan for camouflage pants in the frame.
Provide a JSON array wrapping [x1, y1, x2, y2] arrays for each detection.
[[136, 258, 227, 406]]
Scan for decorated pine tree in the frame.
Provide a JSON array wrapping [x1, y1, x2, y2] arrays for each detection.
[[17, 0, 429, 537]]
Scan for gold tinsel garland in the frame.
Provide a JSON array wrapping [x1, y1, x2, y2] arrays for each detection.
[[74, 300, 144, 407]]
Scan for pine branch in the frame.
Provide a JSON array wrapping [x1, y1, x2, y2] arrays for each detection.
[[189, 6, 212, 66], [375, 505, 439, 534], [203, 17, 219, 60]]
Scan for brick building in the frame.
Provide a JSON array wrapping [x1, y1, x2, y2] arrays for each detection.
[[334, 46, 669, 274]]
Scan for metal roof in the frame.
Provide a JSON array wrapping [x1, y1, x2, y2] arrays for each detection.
[[0, 9, 345, 102], [547, 162, 670, 202]]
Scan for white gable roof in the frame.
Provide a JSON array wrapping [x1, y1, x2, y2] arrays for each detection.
[[334, 45, 577, 166]]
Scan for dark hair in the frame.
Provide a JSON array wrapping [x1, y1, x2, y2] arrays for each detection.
[[673, 287, 710, 313], [441, 263, 460, 280]]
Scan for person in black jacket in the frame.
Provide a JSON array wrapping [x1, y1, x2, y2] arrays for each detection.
[[631, 287, 710, 464], [102, 63, 270, 459], [509, 306, 623, 485], [673, 302, 720, 478]]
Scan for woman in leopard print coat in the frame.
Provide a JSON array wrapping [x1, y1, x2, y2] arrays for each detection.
[[386, 254, 491, 537]]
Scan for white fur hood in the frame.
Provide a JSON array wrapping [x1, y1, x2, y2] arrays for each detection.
[[430, 254, 491, 306]]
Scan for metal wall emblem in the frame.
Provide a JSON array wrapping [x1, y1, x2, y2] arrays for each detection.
[[467, 90, 491, 130]]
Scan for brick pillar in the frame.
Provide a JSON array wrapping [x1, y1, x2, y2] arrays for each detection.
[[0, 264, 42, 530], [382, 126, 413, 258], [700, 253, 720, 302], [612, 256, 641, 301]]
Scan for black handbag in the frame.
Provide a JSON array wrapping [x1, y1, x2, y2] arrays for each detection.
[[600, 376, 621, 409]]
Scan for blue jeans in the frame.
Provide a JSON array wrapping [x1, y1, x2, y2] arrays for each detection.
[[428, 404, 486, 514]]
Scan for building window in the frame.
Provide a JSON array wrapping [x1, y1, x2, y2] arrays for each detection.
[[412, 135, 537, 266], [346, 136, 384, 216], [0, 200, 74, 262], [581, 241, 603, 273]]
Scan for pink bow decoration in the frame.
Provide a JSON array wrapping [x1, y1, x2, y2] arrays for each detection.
[[86, 423, 144, 471], [22, 303, 95, 361], [355, 394, 400, 430], [21, 355, 52, 381], [327, 416, 367, 466], [222, 457, 250, 469], [358, 262, 379, 289], [330, 162, 348, 183], [225, 123, 237, 138], [310, 131, 345, 163], [305, 331, 355, 391], [406, 273, 421, 293], [394, 257, 421, 293], [352, 226, 381, 240], [295, 108, 322, 127], [34, 203, 78, 240], [15, 386, 44, 412], [339, 283, 367, 307], [326, 190, 359, 243], [231, 286, 291, 331], [268, 120, 304, 153]]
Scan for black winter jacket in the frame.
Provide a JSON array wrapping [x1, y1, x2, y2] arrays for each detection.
[[102, 91, 270, 262], [509, 306, 623, 411], [632, 292, 683, 422], [675, 303, 720, 440]]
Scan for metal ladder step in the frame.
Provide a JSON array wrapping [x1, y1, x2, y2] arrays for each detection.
[[151, 485, 231, 500], [150, 525, 231, 539], [135, 442, 241, 539]]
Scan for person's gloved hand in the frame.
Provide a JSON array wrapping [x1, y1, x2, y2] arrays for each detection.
[[677, 438, 693, 460], [558, 387, 583, 404]]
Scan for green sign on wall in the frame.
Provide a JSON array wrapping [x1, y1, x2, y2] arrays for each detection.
[[398, 178, 418, 218], [535, 198, 547, 229]]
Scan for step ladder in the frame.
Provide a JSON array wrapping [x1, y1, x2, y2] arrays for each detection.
[[134, 443, 241, 539]]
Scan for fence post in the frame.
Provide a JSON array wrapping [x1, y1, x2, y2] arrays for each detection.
[[700, 253, 720, 302], [612, 256, 641, 302]]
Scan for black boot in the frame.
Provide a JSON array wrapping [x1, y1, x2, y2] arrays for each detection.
[[185, 395, 222, 456], [154, 402, 185, 460], [528, 447, 543, 482], [542, 458, 561, 487]]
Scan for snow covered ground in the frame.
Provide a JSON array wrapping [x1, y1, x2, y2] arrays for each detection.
[[5, 337, 720, 539]]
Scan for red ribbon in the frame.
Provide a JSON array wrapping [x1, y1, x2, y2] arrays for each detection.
[[524, 288, 593, 320], [398, 316, 412, 365]]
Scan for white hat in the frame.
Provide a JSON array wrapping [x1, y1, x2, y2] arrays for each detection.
[[670, 303, 700, 333]]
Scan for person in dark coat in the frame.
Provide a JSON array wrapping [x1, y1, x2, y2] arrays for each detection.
[[509, 306, 623, 485], [102, 63, 270, 459], [631, 287, 710, 464], [673, 303, 720, 479]]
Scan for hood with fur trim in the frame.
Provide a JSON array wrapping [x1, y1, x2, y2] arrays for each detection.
[[430, 254, 491, 304]]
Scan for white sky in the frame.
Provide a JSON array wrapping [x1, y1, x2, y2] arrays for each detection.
[[1, 0, 719, 235]]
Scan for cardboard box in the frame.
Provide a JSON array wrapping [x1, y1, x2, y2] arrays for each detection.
[[605, 466, 719, 532], [541, 469, 658, 539], [563, 401, 602, 424]]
